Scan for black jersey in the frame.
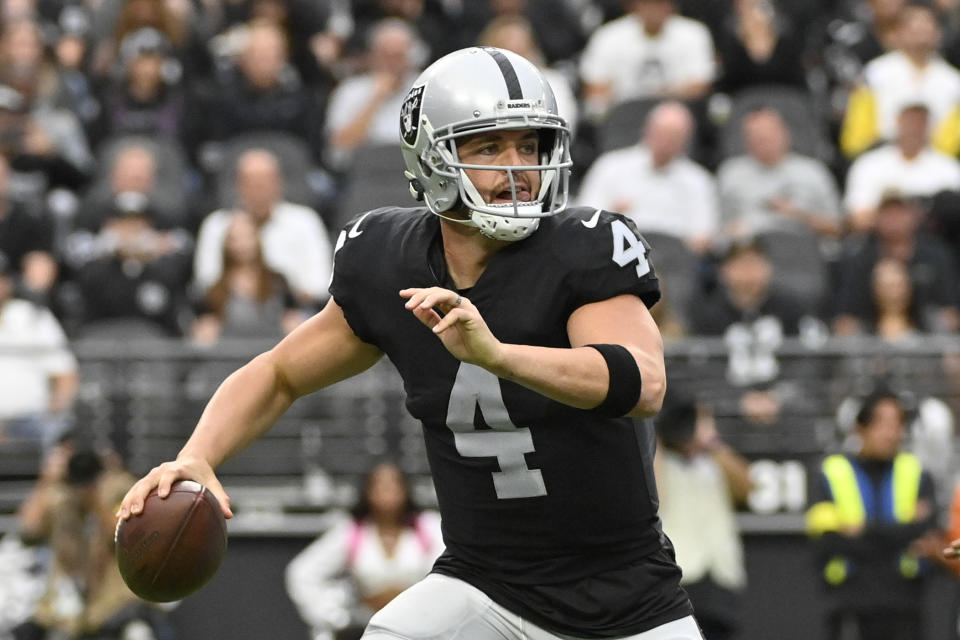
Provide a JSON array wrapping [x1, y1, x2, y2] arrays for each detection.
[[329, 206, 691, 636]]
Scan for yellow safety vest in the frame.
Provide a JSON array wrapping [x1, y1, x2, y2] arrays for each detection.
[[805, 453, 922, 585]]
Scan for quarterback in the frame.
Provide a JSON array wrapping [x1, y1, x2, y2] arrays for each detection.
[[118, 47, 704, 639]]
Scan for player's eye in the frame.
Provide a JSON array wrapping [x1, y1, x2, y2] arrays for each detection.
[[519, 142, 538, 156]]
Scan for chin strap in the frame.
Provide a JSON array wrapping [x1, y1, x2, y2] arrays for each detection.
[[471, 206, 541, 241], [404, 170, 425, 202]]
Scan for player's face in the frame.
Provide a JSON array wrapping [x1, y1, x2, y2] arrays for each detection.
[[457, 129, 542, 206]]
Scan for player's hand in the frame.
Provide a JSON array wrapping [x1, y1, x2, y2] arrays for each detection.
[[117, 456, 233, 520], [946, 538, 960, 559], [400, 287, 503, 369]]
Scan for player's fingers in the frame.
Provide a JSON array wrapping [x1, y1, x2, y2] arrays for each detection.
[[204, 475, 234, 519], [432, 307, 467, 334], [399, 288, 426, 307], [118, 470, 161, 519], [156, 464, 182, 499], [409, 303, 441, 329], [404, 290, 444, 311]]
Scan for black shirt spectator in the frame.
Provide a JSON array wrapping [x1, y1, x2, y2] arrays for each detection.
[[206, 19, 323, 160], [833, 192, 960, 335], [89, 28, 203, 158], [714, 0, 808, 94], [71, 192, 192, 337]]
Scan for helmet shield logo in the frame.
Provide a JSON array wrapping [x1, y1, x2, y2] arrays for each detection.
[[400, 85, 424, 145]]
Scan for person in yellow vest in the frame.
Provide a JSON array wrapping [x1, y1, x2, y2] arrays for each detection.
[[805, 388, 938, 640]]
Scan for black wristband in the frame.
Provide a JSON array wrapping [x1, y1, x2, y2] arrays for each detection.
[[586, 344, 642, 417]]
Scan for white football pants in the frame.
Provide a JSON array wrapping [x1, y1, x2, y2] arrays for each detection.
[[361, 574, 704, 640]]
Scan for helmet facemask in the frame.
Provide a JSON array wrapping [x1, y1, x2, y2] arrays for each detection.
[[418, 114, 571, 241]]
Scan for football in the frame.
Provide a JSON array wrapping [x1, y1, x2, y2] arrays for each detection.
[[115, 480, 228, 602]]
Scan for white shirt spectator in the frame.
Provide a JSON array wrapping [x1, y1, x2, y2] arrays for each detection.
[[324, 71, 419, 170], [194, 201, 333, 302], [657, 449, 747, 590], [843, 144, 960, 214], [862, 51, 960, 144], [575, 146, 719, 247], [0, 299, 76, 420], [579, 13, 715, 107]]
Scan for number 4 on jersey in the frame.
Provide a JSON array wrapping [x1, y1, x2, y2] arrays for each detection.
[[610, 219, 651, 278], [446, 364, 547, 500]]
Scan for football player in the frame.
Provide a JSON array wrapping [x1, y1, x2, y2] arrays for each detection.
[[118, 47, 704, 640]]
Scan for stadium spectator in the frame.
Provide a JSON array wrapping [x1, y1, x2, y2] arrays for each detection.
[[816, 0, 905, 119], [190, 210, 304, 346], [832, 190, 959, 336], [460, 0, 589, 66], [71, 191, 193, 337], [88, 27, 201, 155], [840, 5, 960, 159], [286, 460, 444, 640], [865, 258, 926, 342], [654, 389, 753, 640], [688, 236, 824, 427], [578, 0, 715, 123], [575, 100, 717, 253], [717, 107, 842, 238], [0, 251, 77, 451], [89, 0, 195, 83], [212, 0, 334, 87], [345, 0, 464, 64], [843, 102, 960, 231], [324, 18, 424, 172], [714, 0, 808, 94], [13, 439, 171, 640], [193, 148, 333, 309], [475, 15, 579, 140], [207, 19, 323, 158], [74, 138, 188, 232], [0, 17, 67, 111], [49, 9, 102, 134], [0, 153, 58, 304], [805, 389, 939, 640]]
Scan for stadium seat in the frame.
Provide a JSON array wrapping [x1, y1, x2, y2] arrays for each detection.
[[333, 143, 416, 230], [597, 97, 663, 153], [755, 228, 829, 314], [642, 231, 702, 324]]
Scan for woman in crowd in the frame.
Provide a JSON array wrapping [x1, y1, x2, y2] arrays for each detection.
[[285, 460, 444, 640]]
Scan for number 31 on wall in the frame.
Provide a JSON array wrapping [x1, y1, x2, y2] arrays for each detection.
[[747, 459, 807, 514]]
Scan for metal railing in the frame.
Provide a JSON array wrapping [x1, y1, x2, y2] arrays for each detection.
[[1, 335, 958, 534]]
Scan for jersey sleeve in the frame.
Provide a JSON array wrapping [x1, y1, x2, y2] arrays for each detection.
[[327, 209, 393, 347], [561, 210, 662, 310]]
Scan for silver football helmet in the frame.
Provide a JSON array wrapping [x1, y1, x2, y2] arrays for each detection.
[[399, 47, 572, 241]]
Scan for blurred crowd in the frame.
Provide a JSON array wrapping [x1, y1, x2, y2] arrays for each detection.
[[0, 0, 954, 348]]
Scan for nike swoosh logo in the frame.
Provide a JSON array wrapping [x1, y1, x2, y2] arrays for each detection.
[[581, 209, 602, 228], [348, 211, 374, 238]]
